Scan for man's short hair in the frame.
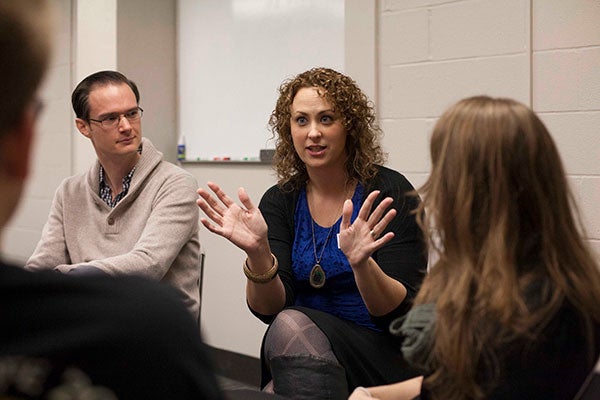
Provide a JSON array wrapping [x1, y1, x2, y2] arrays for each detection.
[[0, 0, 52, 135], [71, 71, 141, 120]]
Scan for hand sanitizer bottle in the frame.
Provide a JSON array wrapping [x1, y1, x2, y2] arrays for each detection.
[[177, 133, 186, 163]]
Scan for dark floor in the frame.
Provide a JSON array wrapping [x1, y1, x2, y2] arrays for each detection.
[[209, 345, 262, 387], [218, 375, 259, 391], [219, 376, 291, 400]]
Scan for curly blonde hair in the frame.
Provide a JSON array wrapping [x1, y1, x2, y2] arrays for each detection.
[[268, 67, 386, 189]]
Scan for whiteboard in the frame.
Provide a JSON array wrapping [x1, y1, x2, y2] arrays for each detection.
[[177, 0, 345, 161]]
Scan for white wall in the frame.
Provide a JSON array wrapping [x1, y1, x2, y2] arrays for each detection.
[[379, 0, 530, 189], [1, 0, 598, 360], [118, 0, 177, 163], [378, 0, 599, 258], [531, 0, 600, 257]]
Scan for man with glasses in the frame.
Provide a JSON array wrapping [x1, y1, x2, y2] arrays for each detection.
[[26, 70, 201, 321]]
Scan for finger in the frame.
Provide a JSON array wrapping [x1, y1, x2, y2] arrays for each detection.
[[197, 187, 212, 203], [207, 181, 235, 208], [370, 209, 397, 240], [368, 197, 394, 225], [340, 199, 353, 230], [371, 232, 395, 251], [199, 217, 222, 235], [357, 190, 380, 221], [196, 197, 224, 225], [198, 187, 227, 215], [237, 187, 256, 211]]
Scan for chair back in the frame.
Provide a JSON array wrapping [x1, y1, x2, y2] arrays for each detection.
[[197, 251, 205, 328], [574, 356, 600, 400]]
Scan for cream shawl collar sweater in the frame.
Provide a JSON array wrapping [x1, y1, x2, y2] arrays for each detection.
[[27, 138, 201, 319]]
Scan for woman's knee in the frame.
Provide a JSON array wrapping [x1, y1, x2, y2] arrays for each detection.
[[263, 309, 336, 362]]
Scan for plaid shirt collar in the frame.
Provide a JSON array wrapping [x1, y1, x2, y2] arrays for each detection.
[[99, 165, 136, 208]]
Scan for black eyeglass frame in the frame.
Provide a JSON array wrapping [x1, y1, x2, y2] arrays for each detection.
[[88, 107, 144, 128]]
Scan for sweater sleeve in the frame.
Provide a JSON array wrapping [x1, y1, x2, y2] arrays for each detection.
[[26, 182, 71, 270], [74, 171, 200, 279], [250, 184, 298, 324]]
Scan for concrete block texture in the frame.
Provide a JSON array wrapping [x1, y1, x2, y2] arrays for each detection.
[[381, 118, 433, 173], [533, 47, 600, 112], [580, 177, 600, 238], [538, 112, 600, 175], [377, 0, 598, 247], [533, 0, 600, 50], [380, 54, 529, 119], [380, 8, 429, 65], [382, 0, 457, 12], [568, 175, 600, 243], [430, 0, 529, 60]]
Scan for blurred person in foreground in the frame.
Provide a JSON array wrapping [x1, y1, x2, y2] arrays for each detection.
[[0, 1, 222, 398]]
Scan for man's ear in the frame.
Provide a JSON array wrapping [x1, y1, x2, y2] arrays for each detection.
[[0, 108, 35, 180], [75, 118, 92, 138]]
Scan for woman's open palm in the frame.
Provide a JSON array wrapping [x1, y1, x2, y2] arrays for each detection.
[[197, 182, 268, 252], [339, 190, 396, 267]]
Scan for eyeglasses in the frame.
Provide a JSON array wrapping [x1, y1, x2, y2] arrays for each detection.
[[88, 107, 144, 129]]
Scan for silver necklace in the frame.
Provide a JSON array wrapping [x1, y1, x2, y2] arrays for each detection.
[[309, 220, 335, 289], [308, 182, 354, 289]]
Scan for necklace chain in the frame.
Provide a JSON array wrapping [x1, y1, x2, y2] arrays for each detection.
[[311, 219, 336, 264], [309, 181, 354, 265]]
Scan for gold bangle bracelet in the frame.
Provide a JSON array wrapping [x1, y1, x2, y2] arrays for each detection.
[[243, 253, 278, 283]]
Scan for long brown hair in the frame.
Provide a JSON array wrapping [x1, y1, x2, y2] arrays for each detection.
[[268, 67, 386, 189], [415, 96, 600, 399]]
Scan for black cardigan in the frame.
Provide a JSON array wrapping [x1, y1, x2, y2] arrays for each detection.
[[254, 165, 427, 330]]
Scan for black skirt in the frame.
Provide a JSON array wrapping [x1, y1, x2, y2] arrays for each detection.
[[260, 306, 420, 390]]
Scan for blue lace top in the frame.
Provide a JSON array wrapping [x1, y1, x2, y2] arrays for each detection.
[[292, 183, 376, 329]]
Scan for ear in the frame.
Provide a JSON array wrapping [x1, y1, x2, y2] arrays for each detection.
[[75, 118, 92, 138], [0, 108, 35, 180]]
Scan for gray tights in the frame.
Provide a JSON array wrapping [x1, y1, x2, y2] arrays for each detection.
[[263, 309, 341, 393]]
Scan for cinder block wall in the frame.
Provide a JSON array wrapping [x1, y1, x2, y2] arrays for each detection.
[[532, 0, 600, 257], [378, 0, 600, 258]]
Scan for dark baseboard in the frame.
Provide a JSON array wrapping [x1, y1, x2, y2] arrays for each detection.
[[207, 345, 261, 387]]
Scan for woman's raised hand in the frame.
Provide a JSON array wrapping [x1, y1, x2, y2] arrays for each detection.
[[197, 182, 268, 252], [338, 190, 396, 267]]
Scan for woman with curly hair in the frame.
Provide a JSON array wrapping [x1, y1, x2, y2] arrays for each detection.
[[350, 96, 600, 400], [198, 67, 426, 399]]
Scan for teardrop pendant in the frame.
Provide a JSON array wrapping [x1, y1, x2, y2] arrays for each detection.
[[309, 263, 326, 289]]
